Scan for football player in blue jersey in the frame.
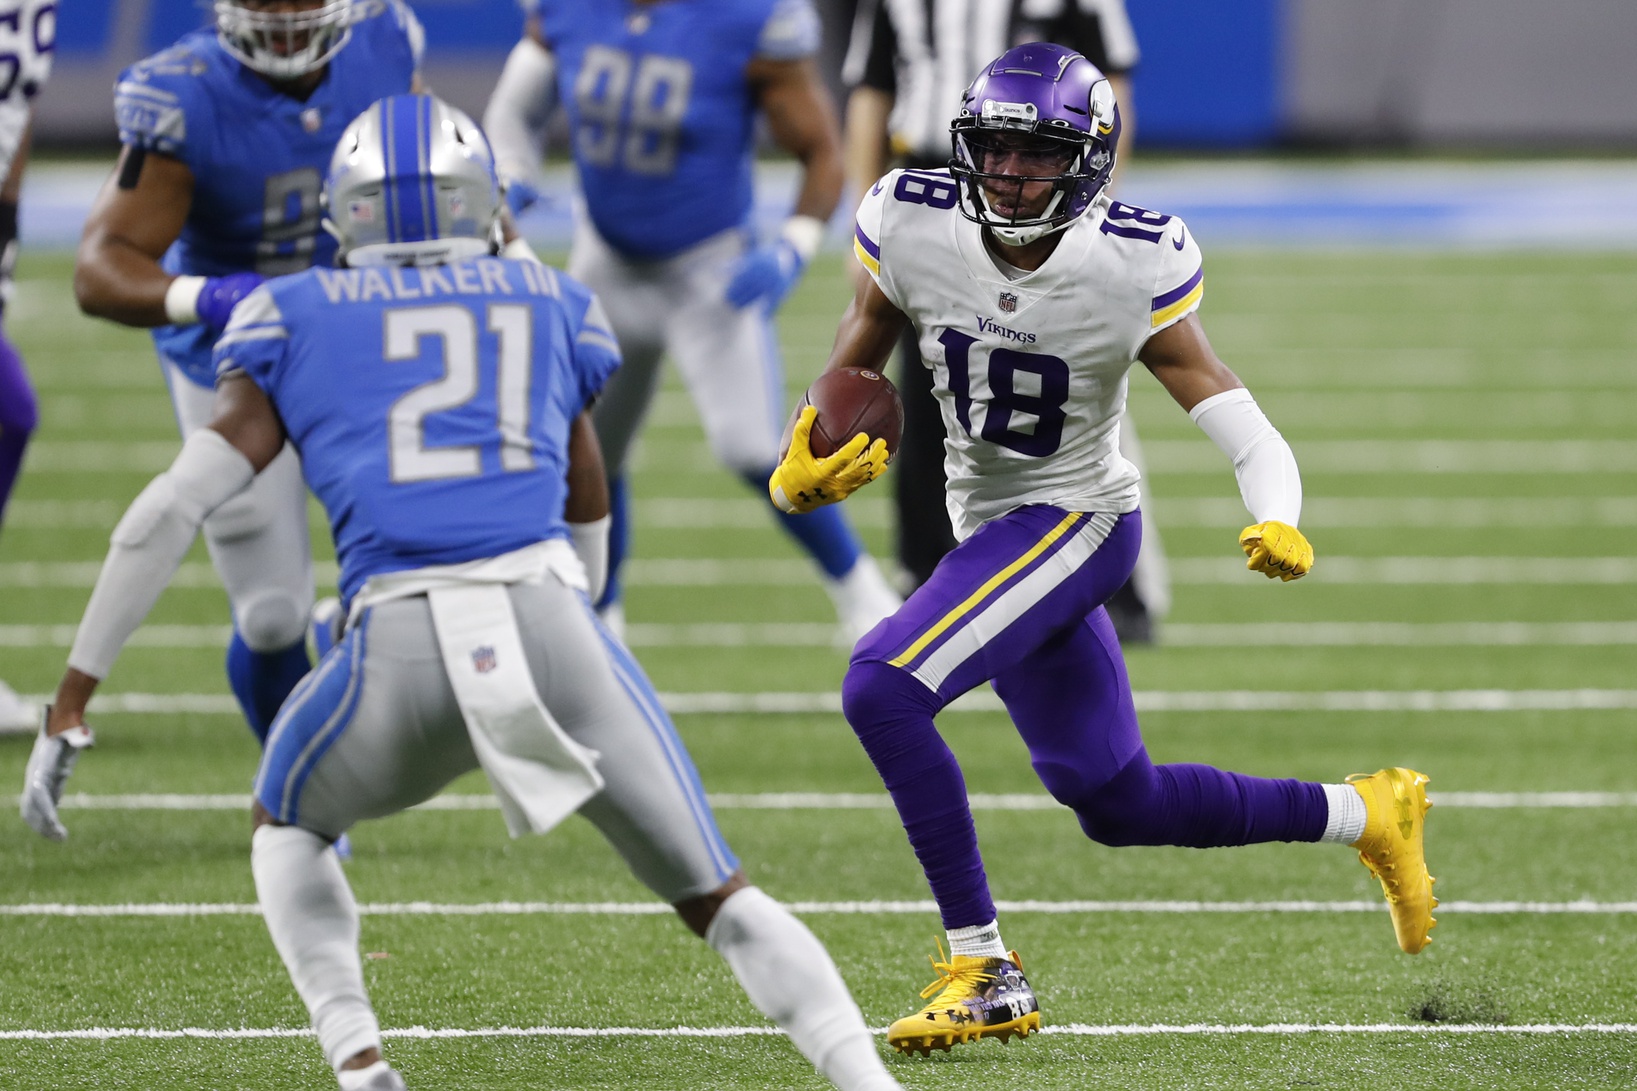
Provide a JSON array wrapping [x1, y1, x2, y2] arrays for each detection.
[[71, 0, 423, 746], [483, 0, 902, 642], [27, 95, 902, 1091]]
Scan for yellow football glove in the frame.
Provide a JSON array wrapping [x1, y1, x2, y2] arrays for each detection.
[[1239, 520, 1314, 582], [769, 405, 890, 514]]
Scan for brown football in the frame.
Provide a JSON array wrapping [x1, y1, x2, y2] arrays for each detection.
[[781, 367, 905, 461]]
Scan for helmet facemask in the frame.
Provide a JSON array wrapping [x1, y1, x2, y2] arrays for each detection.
[[948, 43, 1122, 247], [215, 0, 356, 79], [951, 122, 1105, 247]]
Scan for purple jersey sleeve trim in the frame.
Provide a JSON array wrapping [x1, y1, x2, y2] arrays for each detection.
[[854, 223, 882, 261], [1152, 266, 1205, 311]]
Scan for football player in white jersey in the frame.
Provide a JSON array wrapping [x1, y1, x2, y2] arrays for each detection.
[[770, 43, 1438, 1056], [0, 0, 54, 732]]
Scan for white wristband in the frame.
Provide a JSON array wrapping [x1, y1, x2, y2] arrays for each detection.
[[567, 515, 611, 603], [779, 214, 826, 263], [164, 275, 207, 326]]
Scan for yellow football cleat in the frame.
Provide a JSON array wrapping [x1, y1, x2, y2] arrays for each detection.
[[1347, 767, 1438, 954], [886, 942, 1040, 1056]]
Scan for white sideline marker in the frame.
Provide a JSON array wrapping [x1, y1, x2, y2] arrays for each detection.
[[1, 1022, 1634, 1042]]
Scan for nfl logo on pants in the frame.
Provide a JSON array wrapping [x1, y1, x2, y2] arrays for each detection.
[[471, 645, 498, 674]]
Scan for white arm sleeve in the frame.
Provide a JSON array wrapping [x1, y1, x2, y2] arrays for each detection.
[[483, 37, 557, 185], [568, 515, 611, 604], [68, 430, 257, 679], [1189, 387, 1303, 526]]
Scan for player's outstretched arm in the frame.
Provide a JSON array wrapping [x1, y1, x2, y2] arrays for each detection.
[[727, 56, 845, 311], [23, 376, 284, 840], [73, 146, 193, 327], [768, 270, 906, 513], [73, 147, 262, 331], [1139, 313, 1313, 581], [483, 19, 556, 219]]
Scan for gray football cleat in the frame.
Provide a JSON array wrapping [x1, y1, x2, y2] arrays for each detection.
[[341, 1063, 407, 1091], [20, 708, 94, 841]]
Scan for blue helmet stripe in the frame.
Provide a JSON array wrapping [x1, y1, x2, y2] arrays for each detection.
[[384, 95, 431, 243]]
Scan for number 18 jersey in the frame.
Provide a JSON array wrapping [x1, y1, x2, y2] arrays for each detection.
[[853, 168, 1205, 540]]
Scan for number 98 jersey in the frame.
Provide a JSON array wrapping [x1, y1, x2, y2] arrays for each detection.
[[0, 0, 54, 179], [852, 168, 1205, 541], [528, 0, 820, 260], [115, 0, 423, 386]]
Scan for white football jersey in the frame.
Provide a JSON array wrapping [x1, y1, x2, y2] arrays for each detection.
[[0, 0, 54, 179], [853, 168, 1204, 540]]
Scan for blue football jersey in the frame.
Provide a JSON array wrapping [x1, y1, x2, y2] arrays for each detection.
[[528, 0, 820, 259], [115, 0, 422, 385], [214, 257, 622, 605]]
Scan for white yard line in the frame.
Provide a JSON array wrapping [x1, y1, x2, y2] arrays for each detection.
[[17, 791, 1637, 813], [2, 899, 1635, 917], [619, 437, 1637, 476], [16, 689, 1637, 716], [0, 1015, 1630, 1041], [3, 1022, 1630, 1042], [7, 620, 1637, 650], [8, 496, 1637, 531], [9, 556, 1637, 589]]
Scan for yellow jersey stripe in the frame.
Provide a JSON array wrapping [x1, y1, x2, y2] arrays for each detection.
[[1151, 282, 1204, 328], [853, 237, 881, 277], [887, 511, 1086, 669]]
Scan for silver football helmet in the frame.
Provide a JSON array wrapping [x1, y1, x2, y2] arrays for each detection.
[[215, 0, 357, 79], [323, 95, 503, 267]]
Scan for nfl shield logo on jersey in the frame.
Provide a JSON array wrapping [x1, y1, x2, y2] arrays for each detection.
[[471, 645, 498, 674], [998, 292, 1017, 314]]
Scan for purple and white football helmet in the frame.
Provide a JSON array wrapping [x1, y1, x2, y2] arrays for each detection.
[[949, 42, 1121, 246]]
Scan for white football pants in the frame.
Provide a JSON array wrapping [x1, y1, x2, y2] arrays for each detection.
[[162, 357, 314, 652]]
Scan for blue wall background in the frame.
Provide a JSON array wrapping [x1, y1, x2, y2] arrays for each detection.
[[53, 0, 1285, 147], [1125, 0, 1281, 147]]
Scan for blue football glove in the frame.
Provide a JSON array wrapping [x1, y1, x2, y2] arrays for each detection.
[[196, 272, 266, 330], [504, 178, 543, 219], [725, 238, 806, 311]]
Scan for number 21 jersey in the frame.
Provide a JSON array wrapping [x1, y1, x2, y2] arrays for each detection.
[[853, 168, 1206, 541]]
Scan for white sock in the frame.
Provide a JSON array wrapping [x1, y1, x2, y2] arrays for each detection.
[[251, 824, 381, 1072], [1320, 782, 1368, 844], [945, 920, 1008, 959], [706, 886, 900, 1091]]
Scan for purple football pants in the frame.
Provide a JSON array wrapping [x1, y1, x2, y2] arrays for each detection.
[[842, 506, 1328, 930], [0, 327, 35, 528]]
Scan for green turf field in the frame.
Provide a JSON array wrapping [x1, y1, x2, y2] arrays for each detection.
[[2, 248, 1635, 1089]]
